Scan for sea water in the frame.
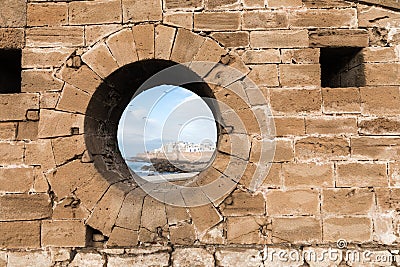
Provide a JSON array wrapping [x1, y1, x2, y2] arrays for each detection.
[[126, 161, 155, 177]]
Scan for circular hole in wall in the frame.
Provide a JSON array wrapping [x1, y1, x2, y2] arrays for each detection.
[[117, 85, 218, 183], [84, 60, 218, 186]]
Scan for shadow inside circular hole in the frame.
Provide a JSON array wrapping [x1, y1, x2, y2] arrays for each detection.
[[84, 59, 220, 185]]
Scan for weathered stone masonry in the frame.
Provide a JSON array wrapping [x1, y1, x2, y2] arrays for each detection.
[[0, 0, 400, 266]]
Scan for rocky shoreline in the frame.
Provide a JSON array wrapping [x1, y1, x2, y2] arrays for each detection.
[[140, 158, 210, 173]]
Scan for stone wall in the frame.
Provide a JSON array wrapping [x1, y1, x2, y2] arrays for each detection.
[[0, 0, 400, 266]]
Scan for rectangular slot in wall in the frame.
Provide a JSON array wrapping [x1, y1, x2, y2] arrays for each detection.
[[0, 49, 22, 94]]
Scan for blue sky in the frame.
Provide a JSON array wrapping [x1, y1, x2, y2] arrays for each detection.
[[117, 85, 217, 158]]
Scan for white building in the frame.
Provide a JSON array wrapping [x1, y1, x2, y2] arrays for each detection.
[[153, 141, 216, 154]]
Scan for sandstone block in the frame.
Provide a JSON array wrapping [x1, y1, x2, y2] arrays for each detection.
[[220, 190, 265, 216], [323, 217, 371, 242], [74, 166, 114, 210], [305, 117, 357, 134], [56, 84, 91, 114], [250, 30, 308, 48], [0, 122, 16, 140], [42, 220, 87, 247], [322, 188, 374, 215], [164, 0, 203, 10], [309, 29, 369, 47], [107, 227, 138, 247], [189, 204, 222, 234], [303, 0, 355, 8], [172, 248, 214, 267], [268, 0, 302, 7], [69, 0, 121, 25], [0, 142, 24, 165], [115, 188, 145, 231], [247, 65, 279, 87], [84, 24, 122, 46], [226, 216, 270, 244], [194, 38, 226, 64], [243, 11, 288, 30], [282, 162, 333, 188], [58, 65, 102, 94], [25, 139, 56, 171], [49, 159, 100, 199], [215, 248, 263, 267], [38, 109, 84, 138], [279, 64, 321, 87], [69, 253, 105, 267], [0, 28, 24, 49], [0, 194, 51, 221], [26, 27, 84, 47], [52, 197, 89, 220], [0, 0, 26, 27], [290, 9, 356, 28], [322, 87, 361, 114], [171, 28, 204, 63], [336, 162, 387, 187], [281, 48, 320, 64], [194, 12, 240, 31], [359, 117, 400, 135], [261, 163, 282, 188], [249, 137, 275, 164], [165, 206, 190, 226], [86, 184, 128, 236], [243, 0, 264, 8], [51, 135, 86, 166], [107, 253, 169, 267], [360, 86, 400, 116], [358, 5, 400, 28], [81, 42, 119, 79], [21, 69, 63, 93], [351, 137, 400, 160], [270, 89, 321, 114], [274, 117, 305, 136], [375, 188, 400, 212], [163, 12, 193, 29], [266, 189, 319, 215], [242, 49, 280, 64], [154, 25, 175, 60], [8, 251, 51, 267], [27, 3, 67, 26], [0, 221, 40, 248], [0, 167, 34, 193], [0, 252, 7, 267], [16, 121, 37, 141], [123, 0, 162, 23], [295, 137, 350, 161], [26, 110, 39, 121], [205, 0, 240, 10], [364, 63, 400, 86], [106, 28, 138, 67], [211, 32, 249, 48], [272, 217, 322, 243], [132, 24, 155, 60], [218, 133, 250, 160], [43, 92, 70, 118], [169, 223, 196, 245], [140, 195, 168, 233], [0, 93, 39, 121], [389, 164, 400, 187], [362, 47, 398, 63], [273, 139, 294, 162]]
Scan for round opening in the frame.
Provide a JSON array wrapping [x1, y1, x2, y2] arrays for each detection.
[[117, 85, 218, 182]]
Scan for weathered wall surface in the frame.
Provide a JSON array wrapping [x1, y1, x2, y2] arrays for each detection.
[[0, 0, 400, 266]]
